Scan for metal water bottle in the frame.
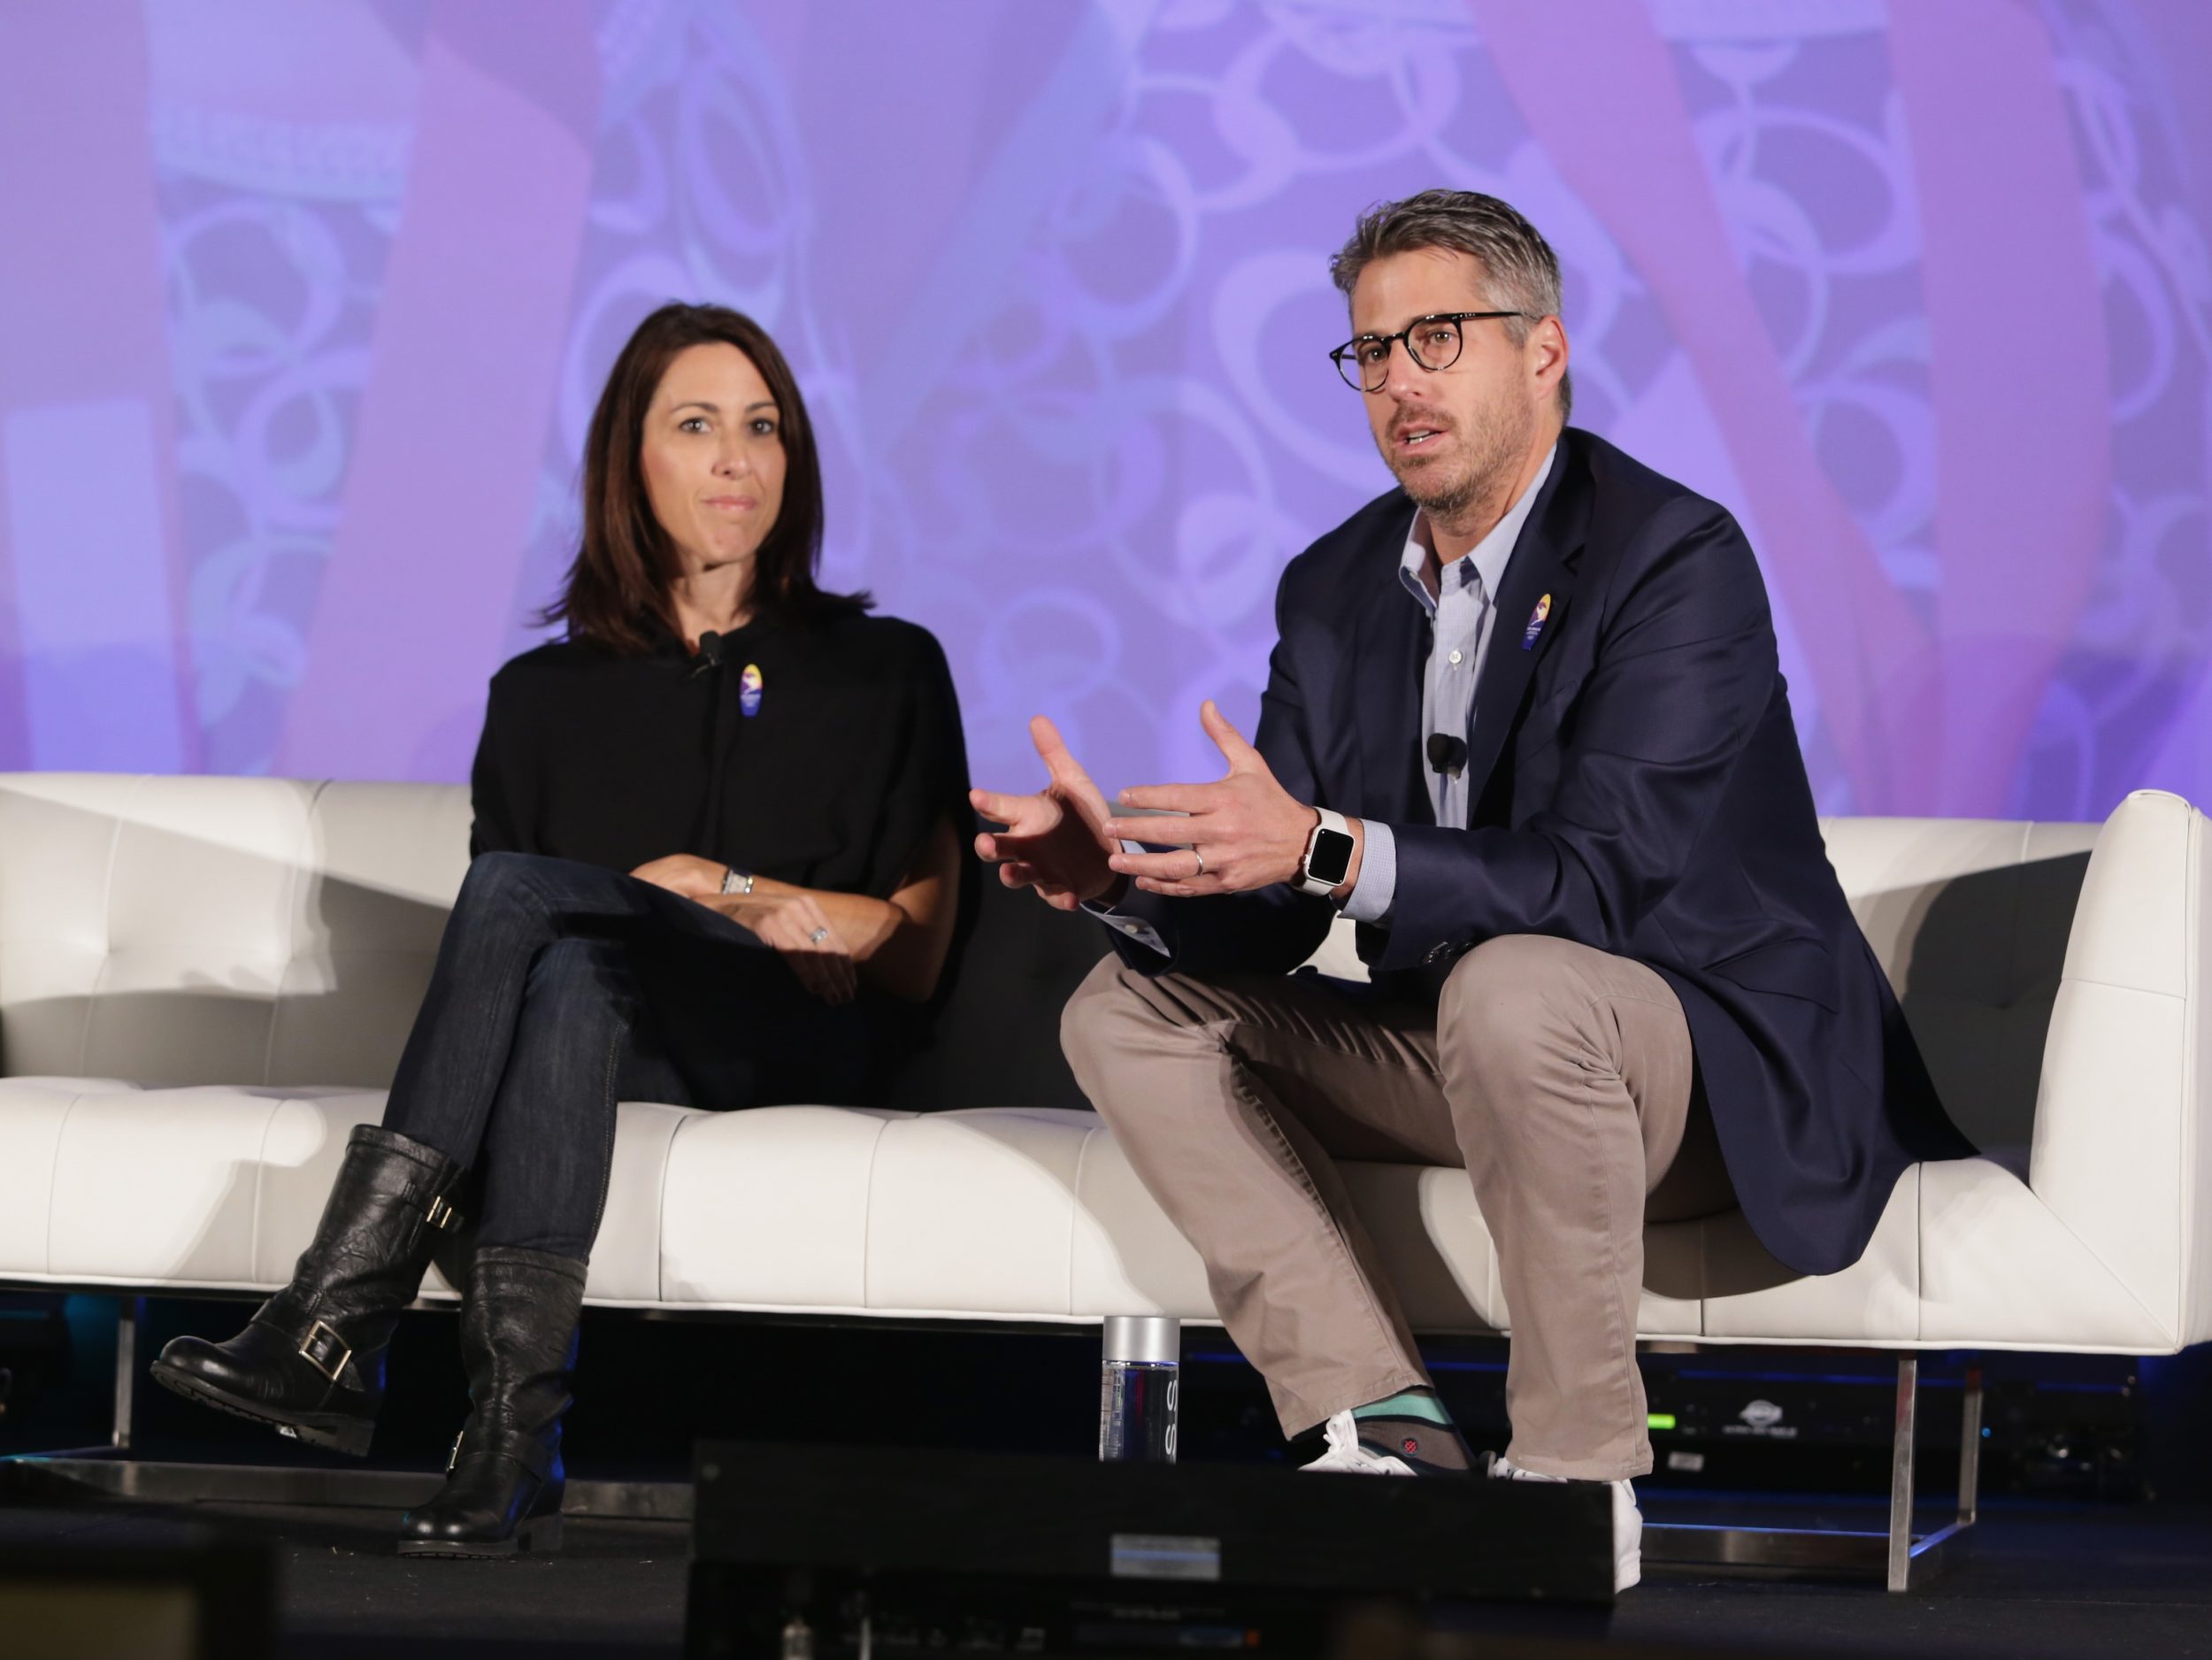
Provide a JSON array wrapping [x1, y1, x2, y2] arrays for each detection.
[[1098, 1315, 1179, 1463]]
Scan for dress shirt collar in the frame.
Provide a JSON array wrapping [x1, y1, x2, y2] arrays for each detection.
[[1395, 440, 1559, 611]]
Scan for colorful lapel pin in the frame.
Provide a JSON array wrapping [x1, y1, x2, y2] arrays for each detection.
[[1521, 593, 1552, 651], [739, 663, 764, 718]]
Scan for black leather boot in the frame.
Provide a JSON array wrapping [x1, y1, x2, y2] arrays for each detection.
[[399, 1247, 588, 1559], [150, 1124, 464, 1456]]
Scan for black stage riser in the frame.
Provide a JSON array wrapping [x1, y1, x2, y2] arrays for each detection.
[[687, 1440, 1615, 1656]]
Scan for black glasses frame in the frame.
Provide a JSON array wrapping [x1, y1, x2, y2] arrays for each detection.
[[1329, 311, 1533, 391]]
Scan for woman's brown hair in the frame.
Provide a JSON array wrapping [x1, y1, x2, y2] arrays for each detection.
[[543, 303, 868, 651]]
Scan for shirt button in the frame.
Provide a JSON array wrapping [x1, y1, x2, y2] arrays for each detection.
[[1448, 649, 1463, 665]]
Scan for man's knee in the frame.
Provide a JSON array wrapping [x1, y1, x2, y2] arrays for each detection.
[[1436, 936, 1615, 1141], [1059, 956, 1153, 1084], [1440, 934, 1586, 1050]]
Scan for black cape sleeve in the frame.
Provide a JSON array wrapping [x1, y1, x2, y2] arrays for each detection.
[[468, 670, 537, 857], [866, 626, 979, 1011]]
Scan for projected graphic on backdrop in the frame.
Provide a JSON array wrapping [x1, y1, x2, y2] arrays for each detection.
[[0, 0, 2206, 822]]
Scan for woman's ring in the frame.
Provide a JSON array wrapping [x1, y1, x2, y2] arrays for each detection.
[[807, 926, 831, 944], [1193, 847, 1206, 878]]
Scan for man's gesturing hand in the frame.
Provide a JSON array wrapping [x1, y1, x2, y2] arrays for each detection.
[[1101, 701, 1325, 899], [970, 716, 1122, 911]]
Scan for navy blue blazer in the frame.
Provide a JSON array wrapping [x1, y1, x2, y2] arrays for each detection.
[[1108, 429, 1970, 1277]]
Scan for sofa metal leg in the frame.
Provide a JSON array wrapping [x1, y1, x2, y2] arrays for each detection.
[[1642, 1352, 1981, 1588], [111, 1296, 144, 1451], [1886, 1357, 1984, 1590], [0, 1295, 149, 1472], [1957, 1363, 1983, 1526], [1885, 1355, 1918, 1590], [1885, 1360, 1982, 1589]]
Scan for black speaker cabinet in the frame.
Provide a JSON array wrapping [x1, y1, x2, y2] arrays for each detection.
[[687, 1441, 1612, 1657], [0, 1530, 273, 1660]]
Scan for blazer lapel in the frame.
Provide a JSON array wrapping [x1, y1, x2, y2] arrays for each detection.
[[1343, 511, 1429, 826], [1463, 445, 1587, 804]]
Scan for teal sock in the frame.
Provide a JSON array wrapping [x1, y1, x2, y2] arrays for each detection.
[[1350, 1387, 1473, 1473]]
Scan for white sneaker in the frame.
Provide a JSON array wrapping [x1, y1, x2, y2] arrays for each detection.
[[1492, 1455, 1642, 1593], [1299, 1410, 1419, 1475]]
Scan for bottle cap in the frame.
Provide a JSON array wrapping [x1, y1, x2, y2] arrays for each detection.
[[1102, 1315, 1179, 1366]]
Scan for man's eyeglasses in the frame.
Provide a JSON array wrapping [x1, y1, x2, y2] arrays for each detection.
[[1329, 311, 1533, 392]]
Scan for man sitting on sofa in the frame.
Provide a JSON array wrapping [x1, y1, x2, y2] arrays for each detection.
[[970, 189, 1970, 1592]]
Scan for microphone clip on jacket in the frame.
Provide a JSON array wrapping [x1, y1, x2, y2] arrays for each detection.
[[688, 630, 724, 680]]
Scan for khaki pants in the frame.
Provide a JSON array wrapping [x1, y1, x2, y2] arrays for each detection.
[[1061, 934, 1734, 1480]]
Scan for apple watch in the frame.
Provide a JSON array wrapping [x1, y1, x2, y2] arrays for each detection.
[[1295, 808, 1355, 899]]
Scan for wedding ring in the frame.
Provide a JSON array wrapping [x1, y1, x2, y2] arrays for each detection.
[[807, 926, 831, 944], [1193, 847, 1206, 878]]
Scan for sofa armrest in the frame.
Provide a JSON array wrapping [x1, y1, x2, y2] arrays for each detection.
[[2027, 789, 2212, 1349]]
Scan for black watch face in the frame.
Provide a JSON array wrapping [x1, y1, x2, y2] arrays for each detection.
[[1306, 827, 1355, 886]]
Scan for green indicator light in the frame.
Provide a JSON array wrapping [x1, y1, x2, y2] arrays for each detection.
[[1647, 1413, 1678, 1431]]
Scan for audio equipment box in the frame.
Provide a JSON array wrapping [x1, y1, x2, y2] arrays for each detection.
[[686, 1441, 1612, 1657]]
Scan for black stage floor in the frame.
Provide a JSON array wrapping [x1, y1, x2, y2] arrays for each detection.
[[5, 1489, 2210, 1659], [8, 1312, 2208, 1655]]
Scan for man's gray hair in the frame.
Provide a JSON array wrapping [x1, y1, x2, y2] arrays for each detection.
[[1330, 189, 1571, 419]]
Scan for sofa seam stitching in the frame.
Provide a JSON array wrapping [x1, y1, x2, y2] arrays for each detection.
[[2060, 972, 2183, 1000], [264, 783, 325, 1087], [42, 1090, 81, 1277], [1066, 1123, 1094, 1318], [2005, 820, 2032, 1019], [83, 784, 135, 1073], [859, 1115, 890, 1311], [2023, 1176, 2179, 1349], [247, 1092, 284, 1284], [656, 1111, 685, 1304]]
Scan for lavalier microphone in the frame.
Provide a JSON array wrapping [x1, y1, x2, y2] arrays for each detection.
[[688, 630, 724, 680]]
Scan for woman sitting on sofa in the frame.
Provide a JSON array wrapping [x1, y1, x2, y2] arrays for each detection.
[[152, 302, 974, 1558]]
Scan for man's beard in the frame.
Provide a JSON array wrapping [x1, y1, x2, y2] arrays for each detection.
[[1385, 398, 1533, 530]]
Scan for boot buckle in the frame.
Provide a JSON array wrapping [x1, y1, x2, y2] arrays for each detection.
[[425, 1194, 459, 1232], [298, 1319, 353, 1382], [447, 1429, 466, 1472]]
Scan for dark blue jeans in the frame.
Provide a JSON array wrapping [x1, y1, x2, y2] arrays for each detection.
[[380, 852, 888, 1259]]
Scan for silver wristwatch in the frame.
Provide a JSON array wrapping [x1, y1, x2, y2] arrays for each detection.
[[719, 866, 756, 896], [1294, 808, 1355, 899]]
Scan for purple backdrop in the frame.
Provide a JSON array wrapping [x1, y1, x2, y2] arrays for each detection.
[[2, 0, 2208, 820]]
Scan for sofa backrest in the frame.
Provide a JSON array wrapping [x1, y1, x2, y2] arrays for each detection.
[[1820, 814, 2101, 1161], [0, 771, 1114, 1108], [0, 774, 468, 1088], [0, 768, 2131, 1148]]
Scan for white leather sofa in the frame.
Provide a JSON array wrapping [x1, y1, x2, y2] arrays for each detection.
[[3, 772, 2208, 1582]]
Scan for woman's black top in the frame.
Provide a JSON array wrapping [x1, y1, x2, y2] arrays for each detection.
[[468, 609, 976, 1007]]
